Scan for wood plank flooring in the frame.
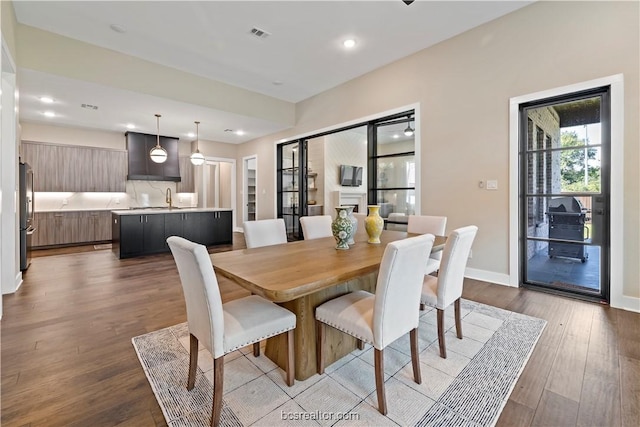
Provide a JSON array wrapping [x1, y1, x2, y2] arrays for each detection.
[[2, 232, 639, 426]]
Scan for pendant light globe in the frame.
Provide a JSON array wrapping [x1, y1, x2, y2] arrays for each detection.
[[190, 121, 205, 166], [150, 114, 168, 163]]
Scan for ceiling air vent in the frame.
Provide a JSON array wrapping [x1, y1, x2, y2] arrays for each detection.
[[249, 27, 271, 39], [81, 103, 99, 110]]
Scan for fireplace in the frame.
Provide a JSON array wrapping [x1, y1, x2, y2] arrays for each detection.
[[334, 190, 367, 214]]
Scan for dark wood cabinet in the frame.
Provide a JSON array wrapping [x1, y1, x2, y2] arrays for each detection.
[[116, 215, 144, 257], [143, 214, 166, 254], [213, 211, 233, 244], [126, 131, 181, 181], [113, 210, 232, 258]]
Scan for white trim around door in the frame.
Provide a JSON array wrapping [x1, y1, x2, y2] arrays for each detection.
[[509, 74, 635, 311]]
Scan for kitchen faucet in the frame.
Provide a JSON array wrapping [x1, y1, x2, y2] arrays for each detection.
[[166, 188, 172, 209]]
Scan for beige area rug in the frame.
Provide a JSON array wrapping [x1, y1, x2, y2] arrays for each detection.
[[132, 299, 545, 426]]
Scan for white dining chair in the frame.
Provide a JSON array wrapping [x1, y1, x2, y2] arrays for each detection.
[[420, 225, 477, 359], [408, 215, 448, 275], [315, 233, 435, 415], [243, 218, 287, 248], [300, 215, 333, 240], [167, 236, 296, 427]]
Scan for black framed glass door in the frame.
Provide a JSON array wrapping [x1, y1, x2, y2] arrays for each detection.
[[519, 87, 610, 302], [277, 141, 307, 240]]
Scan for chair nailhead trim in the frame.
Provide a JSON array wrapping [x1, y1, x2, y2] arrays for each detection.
[[317, 319, 372, 345], [225, 325, 295, 354]]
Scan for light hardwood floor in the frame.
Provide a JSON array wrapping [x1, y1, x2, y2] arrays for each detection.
[[2, 233, 638, 426]]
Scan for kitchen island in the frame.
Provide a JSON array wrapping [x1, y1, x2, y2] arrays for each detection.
[[112, 208, 232, 259]]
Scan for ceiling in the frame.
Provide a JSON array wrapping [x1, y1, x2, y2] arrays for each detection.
[[12, 1, 534, 144]]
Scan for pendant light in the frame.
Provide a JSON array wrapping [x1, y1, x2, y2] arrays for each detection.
[[149, 114, 168, 163], [190, 121, 205, 166], [403, 115, 414, 137]]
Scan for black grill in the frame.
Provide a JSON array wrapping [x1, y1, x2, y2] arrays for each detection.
[[547, 197, 588, 262]]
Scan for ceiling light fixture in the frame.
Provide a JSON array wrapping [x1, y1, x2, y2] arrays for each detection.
[[40, 96, 54, 104], [404, 115, 414, 137], [149, 114, 168, 164], [44, 111, 55, 118], [343, 39, 357, 49], [126, 123, 135, 130], [236, 130, 245, 136], [190, 121, 205, 166]]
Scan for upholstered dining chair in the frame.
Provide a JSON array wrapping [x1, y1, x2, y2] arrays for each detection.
[[420, 225, 477, 359], [300, 215, 333, 240], [167, 236, 296, 427], [243, 218, 287, 248], [315, 233, 435, 415], [407, 215, 448, 275]]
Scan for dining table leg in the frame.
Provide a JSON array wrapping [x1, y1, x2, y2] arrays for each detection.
[[264, 272, 377, 381]]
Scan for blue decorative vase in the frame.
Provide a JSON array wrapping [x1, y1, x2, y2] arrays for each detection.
[[332, 206, 353, 250]]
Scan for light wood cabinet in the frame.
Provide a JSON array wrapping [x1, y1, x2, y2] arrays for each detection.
[[21, 141, 127, 192], [33, 210, 111, 247], [77, 211, 112, 243], [176, 156, 195, 193]]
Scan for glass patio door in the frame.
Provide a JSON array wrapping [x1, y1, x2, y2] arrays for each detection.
[[520, 88, 610, 301]]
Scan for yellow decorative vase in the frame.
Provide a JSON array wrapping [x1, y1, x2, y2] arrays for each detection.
[[364, 205, 384, 244]]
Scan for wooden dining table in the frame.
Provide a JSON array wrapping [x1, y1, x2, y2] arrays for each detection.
[[210, 229, 446, 380]]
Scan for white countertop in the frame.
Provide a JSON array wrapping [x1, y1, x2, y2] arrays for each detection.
[[111, 207, 232, 215]]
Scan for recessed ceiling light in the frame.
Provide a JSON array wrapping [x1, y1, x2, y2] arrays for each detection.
[[110, 24, 126, 34], [236, 130, 245, 136], [40, 96, 54, 104], [343, 39, 357, 49], [393, 134, 399, 139], [187, 132, 195, 138], [44, 111, 55, 118], [126, 123, 135, 130]]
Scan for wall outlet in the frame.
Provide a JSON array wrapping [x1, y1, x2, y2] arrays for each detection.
[[62, 199, 68, 205], [486, 180, 498, 190], [115, 198, 120, 204]]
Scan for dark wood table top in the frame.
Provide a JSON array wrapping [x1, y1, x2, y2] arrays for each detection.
[[210, 230, 446, 303]]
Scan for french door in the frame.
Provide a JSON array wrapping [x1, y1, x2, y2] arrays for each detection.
[[276, 141, 307, 240], [519, 87, 610, 302]]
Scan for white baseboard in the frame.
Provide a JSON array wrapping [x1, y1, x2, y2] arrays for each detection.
[[14, 271, 23, 292], [611, 294, 640, 313], [234, 227, 244, 233], [464, 267, 513, 287]]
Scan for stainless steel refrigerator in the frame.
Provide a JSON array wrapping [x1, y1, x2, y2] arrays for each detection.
[[19, 162, 35, 271]]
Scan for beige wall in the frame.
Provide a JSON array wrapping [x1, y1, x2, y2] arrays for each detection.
[[1, 0, 17, 59], [238, 1, 639, 300]]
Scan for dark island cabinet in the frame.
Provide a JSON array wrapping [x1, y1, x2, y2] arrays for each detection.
[[213, 211, 233, 244], [114, 214, 166, 258], [113, 210, 232, 259]]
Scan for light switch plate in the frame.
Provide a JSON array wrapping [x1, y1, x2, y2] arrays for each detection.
[[486, 180, 498, 190]]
